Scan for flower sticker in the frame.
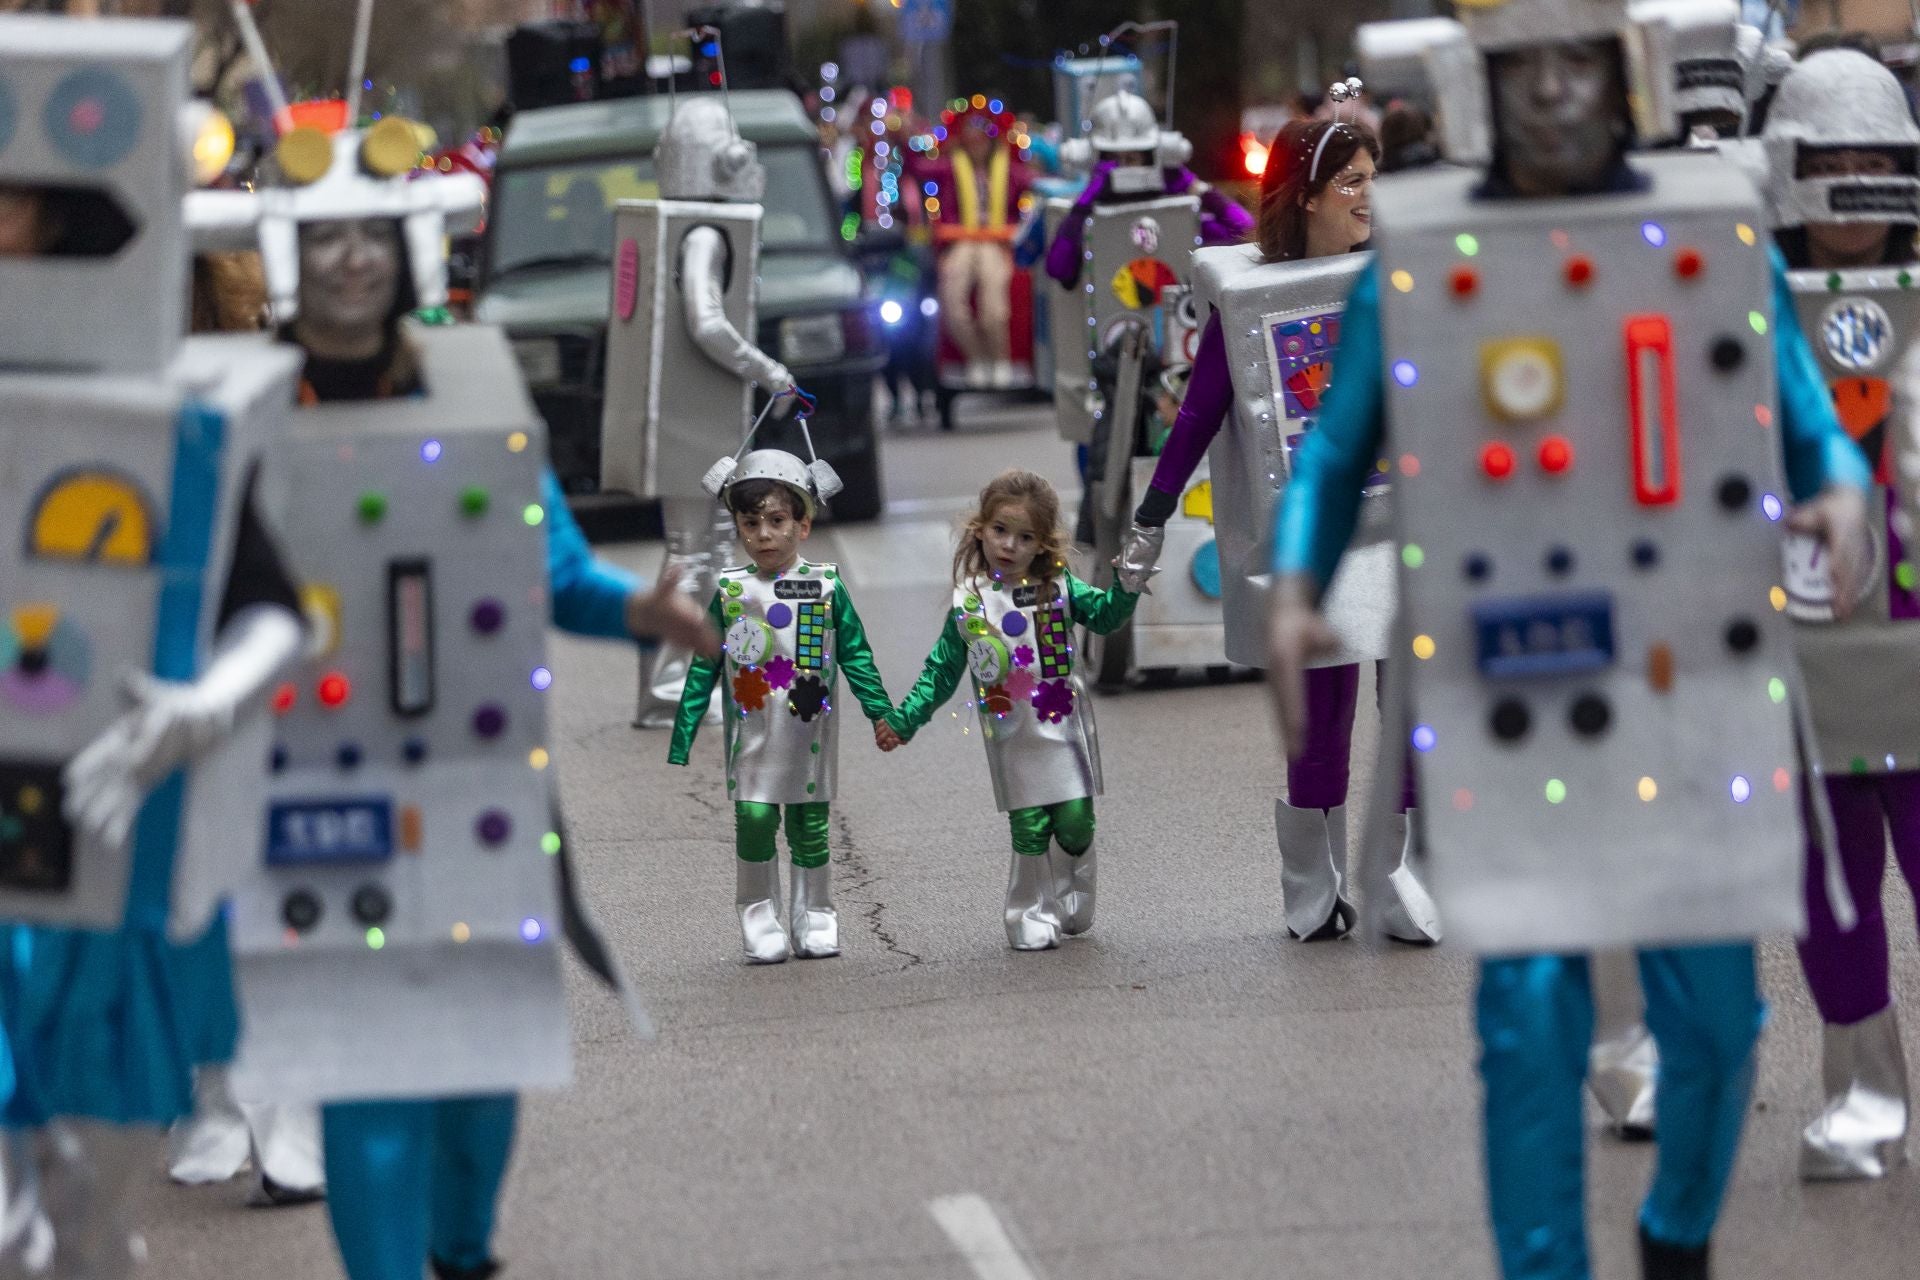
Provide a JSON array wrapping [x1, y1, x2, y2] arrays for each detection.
[[1012, 644, 1035, 669], [763, 654, 797, 690], [732, 668, 770, 712], [1005, 668, 1037, 700], [1032, 678, 1075, 723], [981, 684, 1014, 718]]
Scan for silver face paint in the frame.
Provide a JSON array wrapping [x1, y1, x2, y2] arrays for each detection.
[[295, 217, 401, 339], [1491, 41, 1627, 196]]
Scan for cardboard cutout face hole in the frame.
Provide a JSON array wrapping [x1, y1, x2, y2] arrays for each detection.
[[0, 184, 137, 258]]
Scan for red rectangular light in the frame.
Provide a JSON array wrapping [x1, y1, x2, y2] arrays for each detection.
[[1624, 314, 1680, 506]]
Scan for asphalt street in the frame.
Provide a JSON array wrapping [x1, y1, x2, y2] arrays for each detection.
[[145, 396, 1920, 1279]]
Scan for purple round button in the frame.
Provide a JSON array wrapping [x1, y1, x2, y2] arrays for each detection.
[[1001, 611, 1028, 637], [473, 704, 507, 738], [476, 809, 512, 846], [766, 602, 793, 628], [470, 599, 505, 635]]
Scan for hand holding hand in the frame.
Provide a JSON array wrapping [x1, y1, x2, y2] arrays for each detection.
[[627, 564, 721, 656], [1787, 484, 1873, 621], [1266, 575, 1341, 760], [874, 720, 903, 753]]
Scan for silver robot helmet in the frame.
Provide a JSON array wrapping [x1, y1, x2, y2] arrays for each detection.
[[1764, 49, 1920, 230], [1632, 0, 1744, 135], [705, 447, 842, 517], [655, 95, 765, 202], [1087, 90, 1193, 190]]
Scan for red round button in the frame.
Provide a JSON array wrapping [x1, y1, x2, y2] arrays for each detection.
[[1564, 255, 1595, 287], [1539, 435, 1574, 474], [1450, 266, 1479, 299], [317, 672, 351, 709], [272, 682, 297, 715], [1675, 247, 1704, 279], [1480, 441, 1517, 481]]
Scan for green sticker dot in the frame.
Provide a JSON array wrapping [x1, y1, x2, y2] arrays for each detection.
[[727, 779, 736, 790], [824, 569, 837, 580], [990, 580, 1004, 592], [459, 486, 489, 517], [1898, 561, 1918, 591], [806, 782, 817, 794], [1851, 757, 1870, 774], [1827, 272, 1844, 292], [799, 564, 811, 574], [357, 492, 388, 523], [811, 743, 820, 754], [1901, 271, 1914, 289]]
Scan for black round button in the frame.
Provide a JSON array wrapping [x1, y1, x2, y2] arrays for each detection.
[[1631, 539, 1660, 570], [1546, 546, 1575, 577], [1725, 618, 1760, 654], [282, 890, 322, 933], [1717, 474, 1752, 512], [1569, 693, 1612, 738], [336, 742, 362, 770], [270, 744, 289, 774], [1710, 336, 1745, 372], [1490, 698, 1531, 743], [402, 737, 429, 765], [1464, 552, 1492, 583], [350, 884, 392, 926]]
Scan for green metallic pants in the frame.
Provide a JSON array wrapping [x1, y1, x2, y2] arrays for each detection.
[[1007, 798, 1096, 857], [735, 802, 832, 868]]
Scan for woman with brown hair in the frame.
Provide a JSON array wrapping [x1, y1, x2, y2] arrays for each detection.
[[1122, 117, 1439, 945]]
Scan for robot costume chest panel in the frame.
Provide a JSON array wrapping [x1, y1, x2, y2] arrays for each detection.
[[0, 345, 287, 934], [602, 200, 763, 499], [1784, 268, 1920, 773], [1078, 195, 1202, 368], [719, 562, 842, 805], [954, 577, 1102, 812], [1371, 153, 1805, 954], [230, 326, 571, 1105], [1196, 245, 1395, 667]]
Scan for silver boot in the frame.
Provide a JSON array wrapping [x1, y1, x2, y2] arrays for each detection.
[[1801, 1004, 1911, 1180], [1275, 801, 1355, 940], [736, 857, 791, 964], [1052, 839, 1097, 936], [789, 863, 841, 959], [1589, 949, 1657, 1140], [1004, 852, 1062, 951], [1377, 810, 1442, 945]]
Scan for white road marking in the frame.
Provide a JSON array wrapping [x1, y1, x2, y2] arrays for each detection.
[[927, 1194, 1046, 1280]]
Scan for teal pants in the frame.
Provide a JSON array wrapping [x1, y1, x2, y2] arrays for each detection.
[[1007, 798, 1096, 856], [1478, 945, 1763, 1279], [322, 1093, 517, 1279], [736, 801, 831, 868]]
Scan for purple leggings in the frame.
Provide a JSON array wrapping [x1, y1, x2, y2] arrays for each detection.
[[1798, 770, 1920, 1026], [1287, 663, 1417, 812]]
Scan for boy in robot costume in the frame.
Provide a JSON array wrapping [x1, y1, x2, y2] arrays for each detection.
[[209, 118, 714, 1280], [1272, 3, 1873, 1276], [0, 15, 307, 1275], [669, 441, 894, 963], [1763, 47, 1920, 1182], [605, 94, 799, 731]]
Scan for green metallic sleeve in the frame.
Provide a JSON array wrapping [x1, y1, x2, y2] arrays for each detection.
[[883, 609, 969, 741], [830, 583, 894, 720], [1065, 572, 1140, 635], [667, 593, 727, 765]]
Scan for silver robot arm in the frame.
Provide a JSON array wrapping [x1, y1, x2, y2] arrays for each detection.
[[679, 225, 794, 397]]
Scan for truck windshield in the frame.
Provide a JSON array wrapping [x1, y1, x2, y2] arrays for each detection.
[[490, 143, 835, 277]]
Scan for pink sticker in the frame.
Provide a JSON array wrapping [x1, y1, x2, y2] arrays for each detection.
[[615, 238, 640, 322]]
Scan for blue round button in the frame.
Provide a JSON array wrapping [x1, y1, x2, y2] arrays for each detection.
[[1000, 611, 1028, 637], [1191, 540, 1222, 600], [44, 68, 142, 169]]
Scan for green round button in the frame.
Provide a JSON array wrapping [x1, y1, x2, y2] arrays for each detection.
[[963, 594, 981, 611], [724, 580, 744, 598], [724, 601, 745, 619], [963, 615, 991, 636], [799, 564, 812, 575], [806, 782, 816, 794], [824, 569, 837, 580], [459, 486, 489, 517], [357, 492, 387, 524]]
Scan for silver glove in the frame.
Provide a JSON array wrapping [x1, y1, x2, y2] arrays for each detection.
[[1113, 520, 1166, 595]]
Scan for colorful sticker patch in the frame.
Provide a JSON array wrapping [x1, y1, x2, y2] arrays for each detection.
[[732, 668, 770, 712], [788, 673, 829, 722], [1032, 678, 1075, 723], [1037, 604, 1072, 679], [796, 601, 829, 671], [1271, 310, 1342, 421]]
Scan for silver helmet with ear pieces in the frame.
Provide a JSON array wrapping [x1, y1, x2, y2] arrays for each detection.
[[1090, 91, 1161, 154], [807, 459, 844, 502], [1764, 49, 1920, 229], [656, 96, 763, 201], [723, 449, 825, 516]]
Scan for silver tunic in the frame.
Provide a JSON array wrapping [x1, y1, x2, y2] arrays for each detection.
[[720, 561, 843, 805], [955, 576, 1103, 813]]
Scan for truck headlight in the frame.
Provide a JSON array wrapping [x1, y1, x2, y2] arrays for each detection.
[[779, 314, 846, 366], [511, 337, 561, 387]]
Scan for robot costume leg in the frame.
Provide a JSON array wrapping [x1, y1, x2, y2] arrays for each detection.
[[635, 498, 731, 730], [734, 804, 792, 965], [1005, 809, 1064, 952], [323, 1099, 436, 1280], [1279, 664, 1361, 940], [165, 1068, 250, 1185], [1636, 944, 1762, 1258], [239, 1100, 324, 1205], [786, 803, 839, 960], [1046, 799, 1098, 937], [1374, 810, 1442, 945], [1800, 1006, 1911, 1181], [1476, 953, 1594, 1280], [6, 1123, 162, 1280], [1588, 950, 1658, 1141], [426, 1096, 516, 1279]]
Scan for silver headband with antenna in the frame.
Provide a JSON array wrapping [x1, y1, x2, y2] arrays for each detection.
[[1310, 77, 1365, 183]]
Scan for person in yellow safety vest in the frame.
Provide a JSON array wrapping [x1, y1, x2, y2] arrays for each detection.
[[906, 101, 1034, 387]]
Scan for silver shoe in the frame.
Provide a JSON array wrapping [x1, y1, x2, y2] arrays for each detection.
[[789, 863, 841, 959], [1377, 810, 1442, 945], [1052, 839, 1097, 936], [736, 857, 791, 964], [1004, 852, 1062, 951], [1589, 1023, 1659, 1140], [1801, 1004, 1911, 1180], [1275, 801, 1354, 940]]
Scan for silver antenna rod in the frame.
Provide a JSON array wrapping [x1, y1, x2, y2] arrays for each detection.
[[344, 0, 376, 126], [228, 1, 291, 135]]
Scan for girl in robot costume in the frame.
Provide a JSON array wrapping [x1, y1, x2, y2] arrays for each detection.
[[276, 213, 716, 1280], [883, 470, 1139, 952], [0, 195, 308, 1274], [1121, 116, 1440, 946], [1762, 47, 1920, 1183], [668, 444, 897, 964], [1270, 11, 1873, 1279]]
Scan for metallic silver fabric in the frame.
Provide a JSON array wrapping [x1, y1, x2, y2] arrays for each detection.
[[721, 563, 841, 805], [0, 1123, 161, 1280], [736, 857, 790, 965], [636, 499, 734, 729], [959, 578, 1103, 813], [1275, 801, 1354, 940], [1052, 840, 1097, 936], [1004, 852, 1062, 952], [789, 863, 840, 959], [1588, 949, 1658, 1139], [1113, 521, 1165, 595], [654, 97, 766, 202], [1802, 1004, 1911, 1180], [166, 1067, 323, 1197], [1377, 810, 1442, 945]]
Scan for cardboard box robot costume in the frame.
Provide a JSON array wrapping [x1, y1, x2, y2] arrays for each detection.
[[1355, 0, 1833, 954], [0, 15, 301, 941]]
